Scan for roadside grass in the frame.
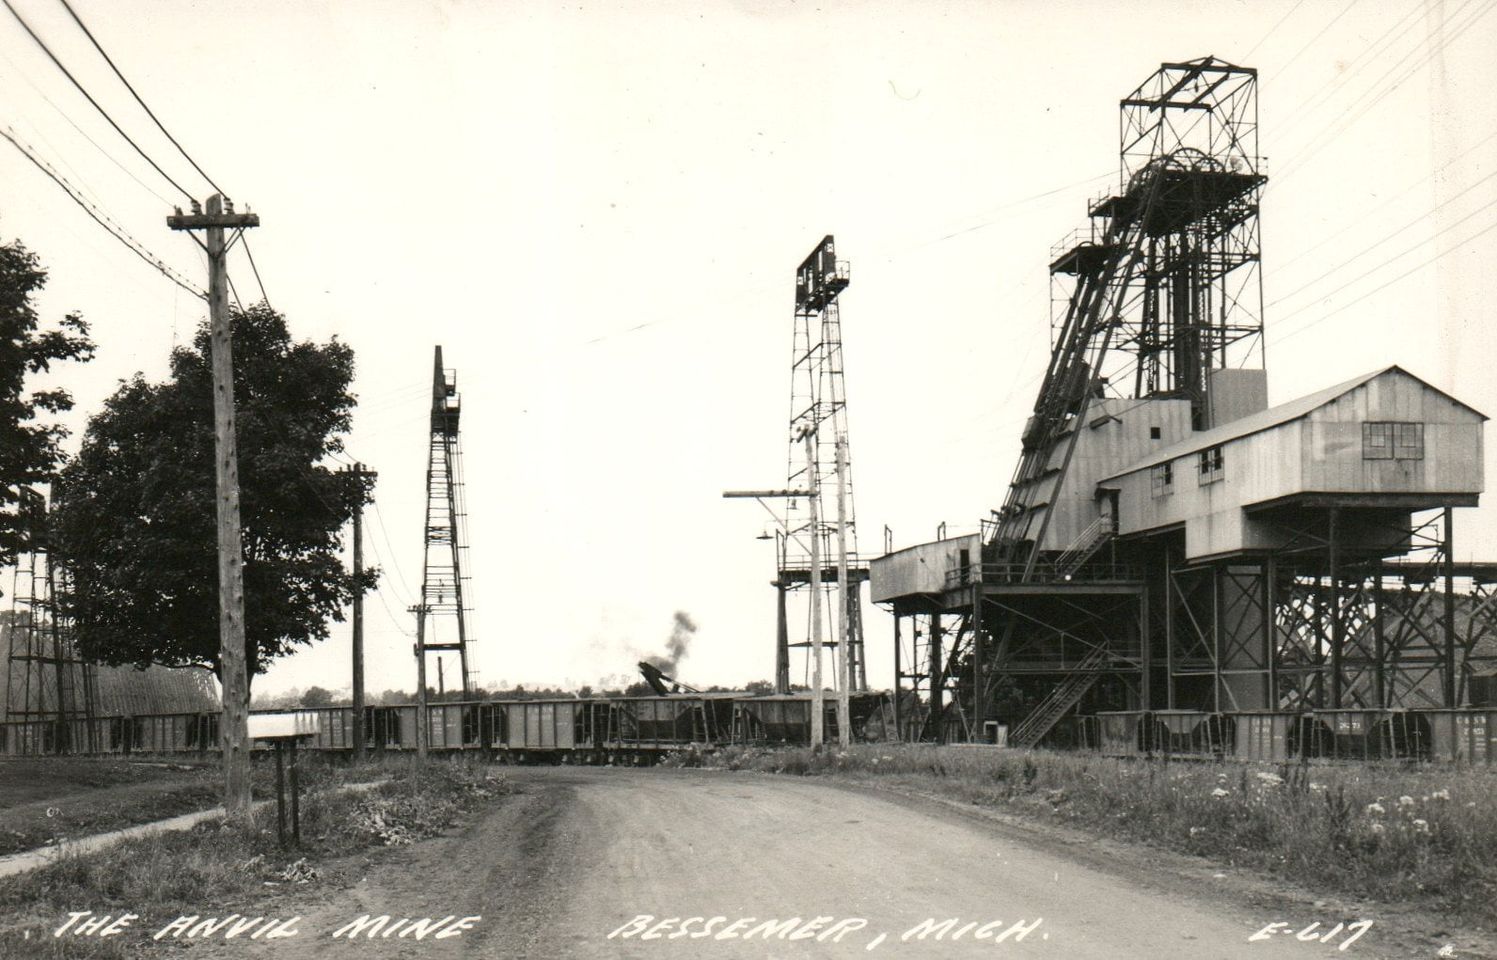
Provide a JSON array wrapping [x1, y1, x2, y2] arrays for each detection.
[[0, 759, 223, 858], [666, 743, 1497, 930], [0, 756, 509, 959]]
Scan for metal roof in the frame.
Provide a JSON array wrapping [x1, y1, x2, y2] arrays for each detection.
[[1101, 365, 1488, 482]]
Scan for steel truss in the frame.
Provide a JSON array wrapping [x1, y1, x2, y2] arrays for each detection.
[[1154, 509, 1494, 713], [415, 347, 474, 696], [776, 236, 868, 694]]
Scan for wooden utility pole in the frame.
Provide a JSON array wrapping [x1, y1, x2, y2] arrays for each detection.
[[834, 437, 851, 748], [345, 463, 376, 762], [805, 430, 824, 748], [168, 194, 259, 820], [412, 602, 429, 759]]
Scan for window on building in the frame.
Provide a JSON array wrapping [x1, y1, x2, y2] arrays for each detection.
[[1151, 461, 1173, 497], [1363, 421, 1424, 461], [1149, 426, 1161, 440], [1198, 445, 1224, 485]]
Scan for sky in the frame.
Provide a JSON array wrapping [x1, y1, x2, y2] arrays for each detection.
[[0, 0, 1494, 699]]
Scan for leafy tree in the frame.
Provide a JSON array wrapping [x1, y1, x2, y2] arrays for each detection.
[[301, 685, 335, 708], [0, 237, 93, 563], [54, 303, 374, 693]]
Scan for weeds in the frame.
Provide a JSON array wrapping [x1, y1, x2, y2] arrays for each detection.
[[666, 743, 1497, 929], [0, 756, 509, 958]]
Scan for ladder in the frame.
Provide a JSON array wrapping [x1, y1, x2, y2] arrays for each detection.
[[1009, 646, 1110, 748]]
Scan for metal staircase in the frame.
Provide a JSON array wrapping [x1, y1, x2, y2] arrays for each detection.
[[1055, 515, 1115, 578], [1008, 646, 1110, 748]]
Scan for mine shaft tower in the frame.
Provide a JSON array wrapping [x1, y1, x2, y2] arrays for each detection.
[[873, 57, 1495, 746], [414, 346, 474, 698]]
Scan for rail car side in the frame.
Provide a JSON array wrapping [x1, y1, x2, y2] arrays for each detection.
[[2, 695, 1493, 765]]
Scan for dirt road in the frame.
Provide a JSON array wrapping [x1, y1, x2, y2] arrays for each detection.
[[173, 767, 1442, 960]]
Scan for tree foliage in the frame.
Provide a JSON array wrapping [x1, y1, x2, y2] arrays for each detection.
[[300, 685, 335, 708], [54, 303, 373, 684], [0, 237, 93, 563]]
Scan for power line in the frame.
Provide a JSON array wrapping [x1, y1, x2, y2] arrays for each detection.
[[242, 236, 272, 309], [1268, 165, 1497, 309], [55, 0, 224, 197], [1243, 0, 1308, 62], [1273, 0, 1497, 184], [1271, 191, 1497, 332], [1265, 0, 1363, 87], [0, 44, 173, 206], [0, 123, 204, 298], [1271, 215, 1497, 348], [0, 0, 195, 201]]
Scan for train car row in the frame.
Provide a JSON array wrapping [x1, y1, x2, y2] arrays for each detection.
[[0, 693, 885, 761], [1084, 707, 1496, 764], [5, 697, 1492, 765]]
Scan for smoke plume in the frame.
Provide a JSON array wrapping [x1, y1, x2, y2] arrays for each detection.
[[644, 610, 697, 676]]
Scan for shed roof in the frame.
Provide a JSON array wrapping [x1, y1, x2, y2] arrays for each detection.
[[1101, 365, 1487, 481]]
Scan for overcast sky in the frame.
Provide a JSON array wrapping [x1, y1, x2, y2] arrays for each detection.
[[1, 0, 1494, 698]]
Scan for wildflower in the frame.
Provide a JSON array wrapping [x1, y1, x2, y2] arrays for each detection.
[[1309, 782, 1326, 792], [1431, 788, 1451, 802], [1365, 802, 1385, 816], [1255, 771, 1284, 785], [1412, 819, 1430, 834], [1189, 826, 1208, 837], [1211, 787, 1229, 798], [1397, 795, 1416, 809], [1370, 822, 1385, 835]]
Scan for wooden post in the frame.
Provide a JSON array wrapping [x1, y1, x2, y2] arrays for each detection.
[[349, 463, 374, 762], [834, 438, 851, 748], [413, 603, 429, 760], [274, 741, 286, 846], [290, 738, 300, 845], [806, 431, 824, 748], [168, 194, 258, 821]]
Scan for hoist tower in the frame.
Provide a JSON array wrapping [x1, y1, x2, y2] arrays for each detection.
[[414, 346, 473, 698]]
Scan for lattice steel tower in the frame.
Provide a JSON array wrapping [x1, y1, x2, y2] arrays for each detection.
[[3, 490, 95, 754], [414, 347, 473, 696], [775, 236, 869, 694]]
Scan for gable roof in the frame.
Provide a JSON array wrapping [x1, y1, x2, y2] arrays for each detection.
[[1101, 365, 1488, 481]]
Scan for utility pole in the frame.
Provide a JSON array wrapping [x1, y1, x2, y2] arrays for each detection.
[[834, 437, 851, 748], [168, 194, 259, 820], [345, 462, 376, 762], [411, 602, 429, 760], [805, 429, 824, 749]]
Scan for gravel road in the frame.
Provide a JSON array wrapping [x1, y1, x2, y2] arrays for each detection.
[[175, 767, 1429, 960]]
